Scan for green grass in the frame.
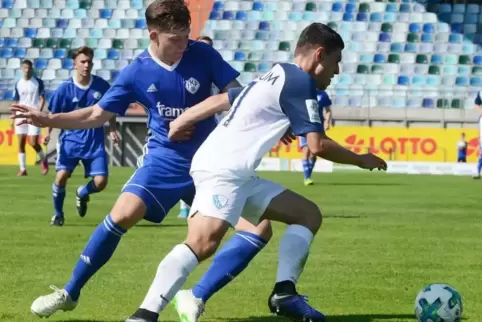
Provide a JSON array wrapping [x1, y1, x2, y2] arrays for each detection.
[[0, 166, 480, 322]]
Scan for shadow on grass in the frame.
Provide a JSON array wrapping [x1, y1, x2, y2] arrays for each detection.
[[221, 314, 415, 322]]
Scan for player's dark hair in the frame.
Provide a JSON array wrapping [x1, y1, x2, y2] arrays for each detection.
[[295, 23, 344, 56], [196, 35, 213, 46], [72, 46, 94, 60], [145, 0, 191, 32], [21, 59, 33, 67]]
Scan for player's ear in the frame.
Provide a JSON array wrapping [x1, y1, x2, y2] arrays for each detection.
[[149, 30, 158, 42], [316, 47, 325, 63]]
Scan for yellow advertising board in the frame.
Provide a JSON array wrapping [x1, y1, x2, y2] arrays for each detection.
[[267, 126, 480, 163], [0, 120, 47, 165]]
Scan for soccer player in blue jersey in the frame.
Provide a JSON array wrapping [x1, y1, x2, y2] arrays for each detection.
[[474, 91, 482, 179], [43, 46, 118, 226], [11, 1, 278, 320], [299, 90, 332, 185]]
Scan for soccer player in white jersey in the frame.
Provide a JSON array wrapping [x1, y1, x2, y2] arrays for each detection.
[[128, 23, 387, 322], [474, 91, 482, 179], [11, 59, 48, 176]]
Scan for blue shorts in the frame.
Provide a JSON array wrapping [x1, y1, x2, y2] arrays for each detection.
[[122, 165, 195, 223], [298, 136, 307, 149], [56, 153, 109, 178]]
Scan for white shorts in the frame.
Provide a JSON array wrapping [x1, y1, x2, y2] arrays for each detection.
[[189, 171, 286, 227], [15, 123, 41, 136]]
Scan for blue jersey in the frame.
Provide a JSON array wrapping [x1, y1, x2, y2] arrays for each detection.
[[49, 75, 110, 159], [98, 41, 239, 179], [316, 90, 332, 120]]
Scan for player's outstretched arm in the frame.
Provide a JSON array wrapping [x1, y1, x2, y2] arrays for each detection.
[[306, 132, 387, 171], [11, 104, 115, 130]]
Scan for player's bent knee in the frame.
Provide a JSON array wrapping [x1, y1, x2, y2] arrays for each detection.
[[93, 176, 108, 191], [109, 192, 147, 230], [235, 218, 273, 242], [185, 213, 229, 261], [55, 170, 70, 185], [303, 202, 323, 234]]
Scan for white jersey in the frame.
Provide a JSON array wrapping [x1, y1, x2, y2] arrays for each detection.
[[476, 91, 482, 147], [191, 63, 324, 178], [14, 77, 44, 109]]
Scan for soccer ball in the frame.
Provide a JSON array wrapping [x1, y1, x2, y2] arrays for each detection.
[[415, 284, 463, 322]]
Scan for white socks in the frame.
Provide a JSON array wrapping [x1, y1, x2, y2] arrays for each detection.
[[140, 244, 199, 313], [276, 224, 314, 284], [18, 153, 26, 171]]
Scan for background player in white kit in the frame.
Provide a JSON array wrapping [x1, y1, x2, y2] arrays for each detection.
[[11, 59, 48, 176], [127, 23, 387, 322], [473, 91, 482, 179]]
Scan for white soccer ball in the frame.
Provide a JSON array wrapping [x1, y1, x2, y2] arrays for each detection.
[[415, 284, 463, 322]]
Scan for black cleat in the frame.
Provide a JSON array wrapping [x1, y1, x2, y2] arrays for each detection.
[[51, 215, 64, 227], [76, 188, 90, 218], [125, 308, 159, 322]]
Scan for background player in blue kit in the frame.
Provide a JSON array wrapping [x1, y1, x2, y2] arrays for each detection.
[[11, 1, 247, 319], [474, 91, 482, 179], [43, 46, 118, 226], [299, 90, 332, 185]]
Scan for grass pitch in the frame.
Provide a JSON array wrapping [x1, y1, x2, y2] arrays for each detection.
[[0, 166, 480, 322]]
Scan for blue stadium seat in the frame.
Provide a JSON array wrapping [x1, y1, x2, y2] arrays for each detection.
[[421, 33, 433, 43], [474, 56, 482, 65], [209, 11, 221, 20], [234, 51, 246, 61], [107, 48, 119, 60], [212, 1, 223, 11], [24, 28, 37, 38], [409, 23, 421, 33], [370, 13, 382, 22], [0, 48, 13, 58], [399, 4, 411, 13], [259, 21, 269, 31], [423, 23, 434, 33], [255, 31, 268, 41], [465, 14, 478, 24], [356, 13, 368, 22], [54, 48, 67, 59], [258, 62, 270, 73], [100, 9, 113, 19], [56, 19, 68, 28], [374, 54, 386, 64], [62, 58, 73, 69], [135, 19, 146, 29], [14, 48, 26, 58], [2, 0, 14, 8], [422, 98, 434, 108], [450, 23, 463, 33], [223, 11, 235, 20], [379, 32, 391, 42], [398, 75, 410, 85], [386, 3, 398, 13], [252, 2, 263, 11], [4, 90, 15, 100], [449, 33, 462, 43], [235, 11, 247, 20], [332, 2, 343, 12], [34, 58, 48, 69], [5, 38, 18, 47], [345, 3, 356, 13], [405, 43, 418, 53], [343, 13, 355, 22], [455, 77, 469, 86], [471, 77, 482, 86], [0, 39, 4, 47], [431, 54, 443, 65], [390, 43, 403, 53]]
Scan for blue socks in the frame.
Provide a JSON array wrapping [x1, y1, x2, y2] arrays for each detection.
[[308, 158, 316, 178], [192, 231, 267, 302], [477, 156, 482, 175], [64, 214, 126, 301], [302, 159, 310, 180], [78, 180, 99, 199], [52, 183, 66, 217]]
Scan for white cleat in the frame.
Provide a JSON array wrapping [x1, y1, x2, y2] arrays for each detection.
[[31, 286, 77, 318], [173, 289, 205, 322]]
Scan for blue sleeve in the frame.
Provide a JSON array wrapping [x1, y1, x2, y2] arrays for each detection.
[[13, 82, 19, 101], [203, 44, 240, 91], [476, 92, 482, 105], [97, 67, 136, 116], [37, 78, 45, 96], [227, 87, 243, 104], [279, 68, 324, 137], [48, 88, 64, 114], [318, 91, 332, 108]]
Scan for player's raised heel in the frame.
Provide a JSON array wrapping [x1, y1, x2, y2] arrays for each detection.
[[76, 188, 90, 218], [31, 286, 77, 318], [268, 293, 326, 322], [173, 289, 205, 322]]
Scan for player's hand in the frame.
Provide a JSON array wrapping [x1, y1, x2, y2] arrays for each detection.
[[280, 128, 295, 146], [109, 130, 119, 145], [43, 135, 50, 146], [324, 121, 331, 131], [10, 104, 50, 128], [357, 153, 387, 171], [168, 119, 195, 141]]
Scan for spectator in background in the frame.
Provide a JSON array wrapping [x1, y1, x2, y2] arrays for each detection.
[[474, 91, 482, 179], [457, 132, 467, 163], [179, 35, 215, 218], [11, 59, 49, 176]]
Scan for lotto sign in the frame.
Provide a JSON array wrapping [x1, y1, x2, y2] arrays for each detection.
[[267, 126, 479, 163], [0, 120, 47, 165]]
